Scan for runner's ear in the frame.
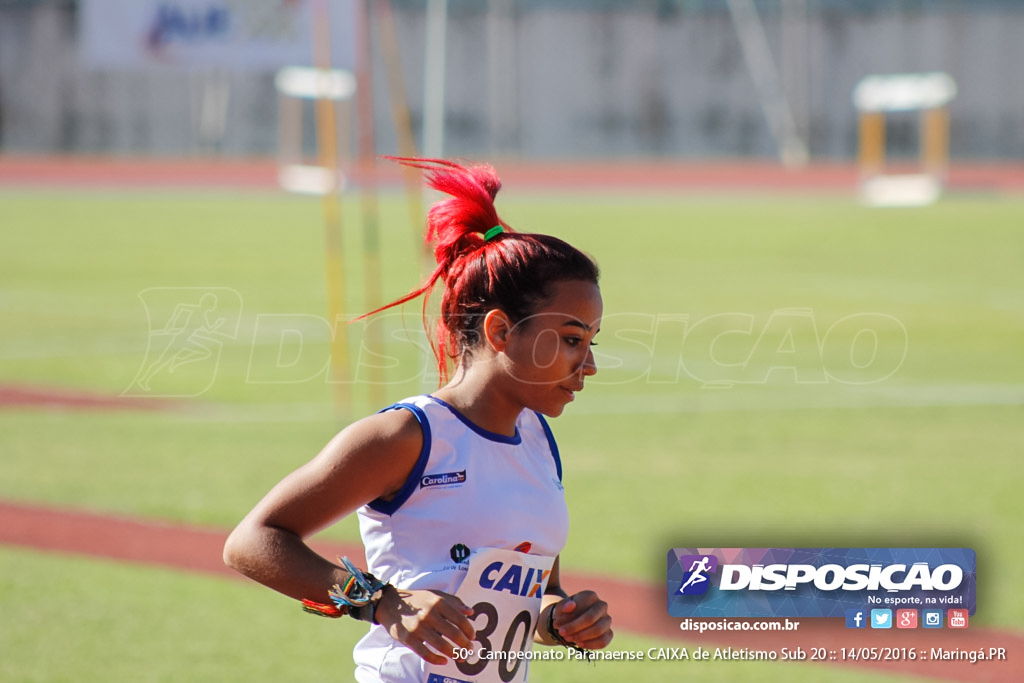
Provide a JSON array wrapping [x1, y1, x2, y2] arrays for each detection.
[[482, 309, 513, 351]]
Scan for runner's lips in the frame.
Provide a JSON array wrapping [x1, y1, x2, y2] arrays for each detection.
[[561, 386, 583, 400]]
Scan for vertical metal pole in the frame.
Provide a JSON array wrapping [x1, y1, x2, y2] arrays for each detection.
[[922, 107, 949, 180], [312, 0, 351, 419], [356, 0, 386, 408], [376, 0, 428, 265], [859, 111, 886, 178], [419, 0, 449, 391], [278, 92, 302, 167], [781, 0, 810, 150], [423, 0, 448, 159], [487, 0, 517, 155], [726, 0, 809, 167]]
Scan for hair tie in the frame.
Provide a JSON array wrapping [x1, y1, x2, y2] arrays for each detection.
[[484, 225, 504, 241]]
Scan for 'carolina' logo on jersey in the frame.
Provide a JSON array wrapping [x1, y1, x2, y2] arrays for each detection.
[[420, 470, 467, 488], [479, 561, 550, 599]]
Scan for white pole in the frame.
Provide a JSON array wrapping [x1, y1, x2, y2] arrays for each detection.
[[488, 0, 517, 155], [420, 0, 449, 391], [422, 0, 448, 159], [726, 0, 808, 167], [781, 0, 810, 149]]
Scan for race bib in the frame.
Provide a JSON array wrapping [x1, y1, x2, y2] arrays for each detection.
[[425, 547, 555, 683]]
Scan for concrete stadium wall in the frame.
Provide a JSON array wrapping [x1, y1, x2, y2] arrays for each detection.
[[1, 2, 1022, 160]]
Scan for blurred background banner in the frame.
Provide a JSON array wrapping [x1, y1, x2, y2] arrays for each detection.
[[77, 0, 350, 71]]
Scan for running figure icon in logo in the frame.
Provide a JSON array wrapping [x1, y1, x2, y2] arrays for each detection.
[[677, 555, 718, 596]]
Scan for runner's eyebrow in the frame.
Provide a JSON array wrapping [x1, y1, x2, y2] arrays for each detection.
[[561, 320, 599, 334]]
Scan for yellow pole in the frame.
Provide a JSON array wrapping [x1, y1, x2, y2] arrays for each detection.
[[376, 0, 429, 269], [312, 0, 351, 419], [356, 0, 386, 408], [858, 111, 886, 178], [922, 106, 949, 180]]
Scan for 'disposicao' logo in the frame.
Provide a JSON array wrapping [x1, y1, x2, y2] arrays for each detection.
[[677, 554, 719, 596], [668, 548, 976, 619]]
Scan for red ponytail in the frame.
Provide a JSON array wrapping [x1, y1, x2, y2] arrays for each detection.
[[367, 157, 599, 383]]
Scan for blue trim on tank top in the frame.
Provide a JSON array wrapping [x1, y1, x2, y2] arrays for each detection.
[[426, 396, 522, 445], [367, 402, 433, 515], [535, 412, 562, 482]]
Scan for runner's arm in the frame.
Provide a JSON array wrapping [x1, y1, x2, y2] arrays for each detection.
[[223, 409, 476, 664], [223, 409, 420, 601]]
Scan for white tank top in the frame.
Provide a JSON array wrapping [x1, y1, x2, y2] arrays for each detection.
[[353, 395, 569, 682]]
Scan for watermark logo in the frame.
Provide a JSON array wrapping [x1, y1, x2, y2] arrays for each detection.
[[125, 287, 242, 397], [471, 308, 909, 388], [676, 555, 718, 596], [124, 300, 908, 397], [668, 548, 976, 619]]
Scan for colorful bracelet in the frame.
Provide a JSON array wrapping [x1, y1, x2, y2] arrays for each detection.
[[301, 598, 346, 619], [301, 556, 390, 623], [328, 556, 388, 609]]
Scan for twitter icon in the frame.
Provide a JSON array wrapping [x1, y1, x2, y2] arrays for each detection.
[[870, 609, 893, 629]]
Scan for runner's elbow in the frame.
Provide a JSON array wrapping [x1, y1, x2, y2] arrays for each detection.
[[222, 523, 255, 574]]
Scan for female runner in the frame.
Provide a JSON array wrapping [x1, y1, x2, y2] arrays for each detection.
[[224, 157, 613, 682]]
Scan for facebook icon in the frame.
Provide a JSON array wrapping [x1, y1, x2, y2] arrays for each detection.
[[845, 609, 867, 629]]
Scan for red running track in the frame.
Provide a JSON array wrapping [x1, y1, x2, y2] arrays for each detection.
[[2, 155, 1024, 193]]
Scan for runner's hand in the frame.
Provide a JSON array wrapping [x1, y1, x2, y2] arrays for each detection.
[[550, 590, 614, 650], [376, 587, 477, 665]]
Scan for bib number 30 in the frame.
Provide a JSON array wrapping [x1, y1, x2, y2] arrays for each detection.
[[425, 548, 554, 683], [455, 603, 532, 681]]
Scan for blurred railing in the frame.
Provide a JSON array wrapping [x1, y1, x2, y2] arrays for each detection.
[[0, 0, 1021, 160]]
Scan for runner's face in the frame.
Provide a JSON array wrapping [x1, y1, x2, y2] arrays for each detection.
[[501, 280, 602, 417]]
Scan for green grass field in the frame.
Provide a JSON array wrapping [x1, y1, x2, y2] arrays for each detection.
[[2, 186, 1021, 681]]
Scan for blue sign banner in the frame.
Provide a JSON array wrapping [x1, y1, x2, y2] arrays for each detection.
[[667, 548, 976, 618]]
